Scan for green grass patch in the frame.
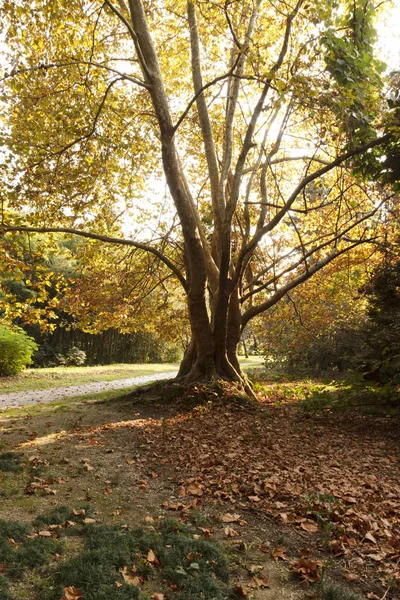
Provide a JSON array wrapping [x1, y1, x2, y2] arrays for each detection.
[[252, 374, 400, 415], [0, 510, 231, 600], [322, 580, 364, 600], [298, 380, 400, 414], [0, 452, 23, 472], [46, 518, 230, 600], [33, 504, 92, 529], [0, 518, 64, 581]]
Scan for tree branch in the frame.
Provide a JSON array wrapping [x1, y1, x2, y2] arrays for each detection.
[[227, 0, 304, 222], [104, 0, 151, 79], [1, 224, 187, 290], [234, 132, 393, 287], [187, 1, 221, 227], [241, 238, 376, 329], [172, 60, 240, 133], [3, 60, 149, 89]]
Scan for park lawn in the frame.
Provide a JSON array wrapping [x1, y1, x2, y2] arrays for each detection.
[[0, 375, 398, 600], [0, 363, 179, 394], [0, 380, 302, 600], [0, 356, 264, 395]]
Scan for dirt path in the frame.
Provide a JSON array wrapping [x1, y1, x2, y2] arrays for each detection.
[[0, 370, 177, 410]]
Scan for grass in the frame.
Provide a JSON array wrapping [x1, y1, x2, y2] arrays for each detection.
[[1, 366, 393, 599], [0, 363, 179, 394], [0, 511, 231, 600], [299, 380, 400, 415], [0, 518, 64, 582], [0, 357, 264, 396], [0, 452, 23, 472], [252, 374, 400, 415], [322, 580, 364, 600]]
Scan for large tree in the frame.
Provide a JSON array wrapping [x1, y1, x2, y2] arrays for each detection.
[[0, 0, 397, 389]]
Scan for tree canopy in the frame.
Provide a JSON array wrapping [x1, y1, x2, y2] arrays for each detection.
[[0, 0, 398, 387]]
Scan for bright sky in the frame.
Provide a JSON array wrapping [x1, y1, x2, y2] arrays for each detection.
[[376, 0, 400, 70]]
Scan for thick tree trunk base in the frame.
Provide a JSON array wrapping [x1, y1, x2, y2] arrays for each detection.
[[176, 342, 257, 400], [128, 376, 258, 409]]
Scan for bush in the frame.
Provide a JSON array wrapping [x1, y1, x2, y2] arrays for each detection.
[[32, 342, 66, 368], [0, 326, 38, 376], [65, 346, 86, 366], [361, 256, 400, 383]]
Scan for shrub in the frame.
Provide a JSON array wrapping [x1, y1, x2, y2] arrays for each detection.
[[0, 326, 38, 376], [65, 346, 86, 366], [361, 256, 400, 383], [32, 342, 66, 368]]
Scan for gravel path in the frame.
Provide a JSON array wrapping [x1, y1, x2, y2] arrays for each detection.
[[0, 371, 178, 410]]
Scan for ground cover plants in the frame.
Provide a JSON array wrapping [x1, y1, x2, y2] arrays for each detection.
[[0, 372, 399, 599], [0, 508, 230, 600]]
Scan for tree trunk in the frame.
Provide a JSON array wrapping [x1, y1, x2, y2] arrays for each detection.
[[176, 284, 246, 387]]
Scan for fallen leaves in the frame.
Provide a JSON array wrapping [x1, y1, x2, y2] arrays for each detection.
[[127, 392, 399, 591], [248, 574, 270, 589], [120, 565, 143, 586], [290, 557, 323, 583], [61, 587, 82, 600], [224, 526, 239, 537], [186, 482, 204, 496], [38, 530, 52, 537], [24, 476, 62, 496], [299, 519, 319, 534], [232, 583, 249, 597], [221, 513, 241, 523], [146, 549, 160, 566], [271, 546, 288, 561]]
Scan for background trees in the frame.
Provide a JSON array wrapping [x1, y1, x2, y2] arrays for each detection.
[[0, 0, 398, 385], [0, 232, 184, 366]]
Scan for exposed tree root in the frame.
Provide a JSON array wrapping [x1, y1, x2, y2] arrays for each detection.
[[127, 377, 259, 410]]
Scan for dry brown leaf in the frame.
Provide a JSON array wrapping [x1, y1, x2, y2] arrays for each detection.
[[232, 584, 249, 597], [120, 566, 143, 586], [271, 545, 288, 561], [222, 513, 241, 523], [291, 558, 323, 582], [345, 573, 359, 582], [38, 531, 52, 537], [300, 519, 318, 534], [224, 527, 239, 538], [151, 594, 165, 600], [145, 516, 155, 523], [186, 482, 204, 496], [248, 575, 270, 589], [61, 586, 82, 600], [147, 549, 160, 566], [83, 518, 96, 525], [248, 564, 264, 574], [369, 553, 387, 562]]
